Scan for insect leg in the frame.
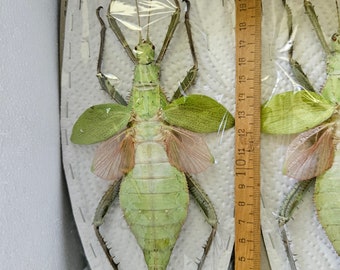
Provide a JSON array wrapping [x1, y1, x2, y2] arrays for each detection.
[[289, 58, 315, 91], [278, 179, 314, 226], [281, 1, 315, 91], [106, 1, 137, 64], [277, 179, 314, 270], [96, 7, 128, 106], [171, 0, 198, 101], [156, 0, 181, 63], [93, 180, 122, 270], [304, 0, 331, 54], [186, 174, 217, 270], [280, 225, 298, 270]]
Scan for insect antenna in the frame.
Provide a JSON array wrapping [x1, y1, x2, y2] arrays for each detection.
[[146, 0, 152, 41], [336, 0, 340, 34], [135, 0, 142, 42]]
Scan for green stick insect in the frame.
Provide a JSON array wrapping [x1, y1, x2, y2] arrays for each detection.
[[262, 0, 340, 258], [70, 0, 234, 269]]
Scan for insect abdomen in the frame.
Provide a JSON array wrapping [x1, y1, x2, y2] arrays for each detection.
[[120, 141, 189, 269], [315, 148, 340, 255]]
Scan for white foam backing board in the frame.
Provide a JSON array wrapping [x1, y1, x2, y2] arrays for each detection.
[[60, 0, 340, 269]]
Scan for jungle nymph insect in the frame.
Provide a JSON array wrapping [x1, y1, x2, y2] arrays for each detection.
[[70, 0, 234, 269]]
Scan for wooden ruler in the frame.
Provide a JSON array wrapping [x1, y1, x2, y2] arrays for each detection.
[[234, 0, 261, 269]]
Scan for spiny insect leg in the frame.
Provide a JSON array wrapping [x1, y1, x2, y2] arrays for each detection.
[[156, 0, 181, 63], [93, 180, 121, 270], [280, 225, 298, 270], [304, 0, 331, 54], [278, 179, 314, 226], [183, 0, 198, 70], [281, 1, 315, 91], [186, 174, 217, 270], [96, 7, 128, 106], [289, 58, 315, 91], [105, 1, 137, 63], [171, 0, 198, 101]]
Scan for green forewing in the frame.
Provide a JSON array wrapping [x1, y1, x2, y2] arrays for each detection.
[[261, 90, 335, 134], [71, 103, 131, 144], [162, 94, 234, 133]]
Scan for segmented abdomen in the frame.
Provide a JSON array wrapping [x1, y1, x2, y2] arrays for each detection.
[[120, 140, 189, 270], [315, 124, 340, 255]]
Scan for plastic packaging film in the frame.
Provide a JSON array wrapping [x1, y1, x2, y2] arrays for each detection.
[[60, 0, 340, 269]]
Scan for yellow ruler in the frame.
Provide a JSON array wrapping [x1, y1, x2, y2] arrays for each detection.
[[234, 0, 261, 269]]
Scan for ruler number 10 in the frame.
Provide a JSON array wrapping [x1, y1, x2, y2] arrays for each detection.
[[239, 22, 247, 31]]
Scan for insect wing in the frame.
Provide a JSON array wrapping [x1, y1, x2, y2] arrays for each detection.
[[283, 124, 335, 180], [261, 90, 335, 134], [162, 94, 234, 133], [92, 129, 135, 181], [163, 126, 214, 174], [71, 103, 131, 145]]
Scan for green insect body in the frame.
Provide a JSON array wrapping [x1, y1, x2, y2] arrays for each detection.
[[262, 0, 340, 256], [70, 1, 234, 269], [112, 50, 188, 269], [120, 122, 189, 269], [314, 27, 340, 254], [315, 144, 340, 254]]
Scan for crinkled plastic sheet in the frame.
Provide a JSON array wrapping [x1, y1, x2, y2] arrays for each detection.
[[61, 0, 235, 269]]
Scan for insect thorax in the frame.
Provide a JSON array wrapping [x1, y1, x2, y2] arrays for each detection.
[[131, 62, 168, 120]]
